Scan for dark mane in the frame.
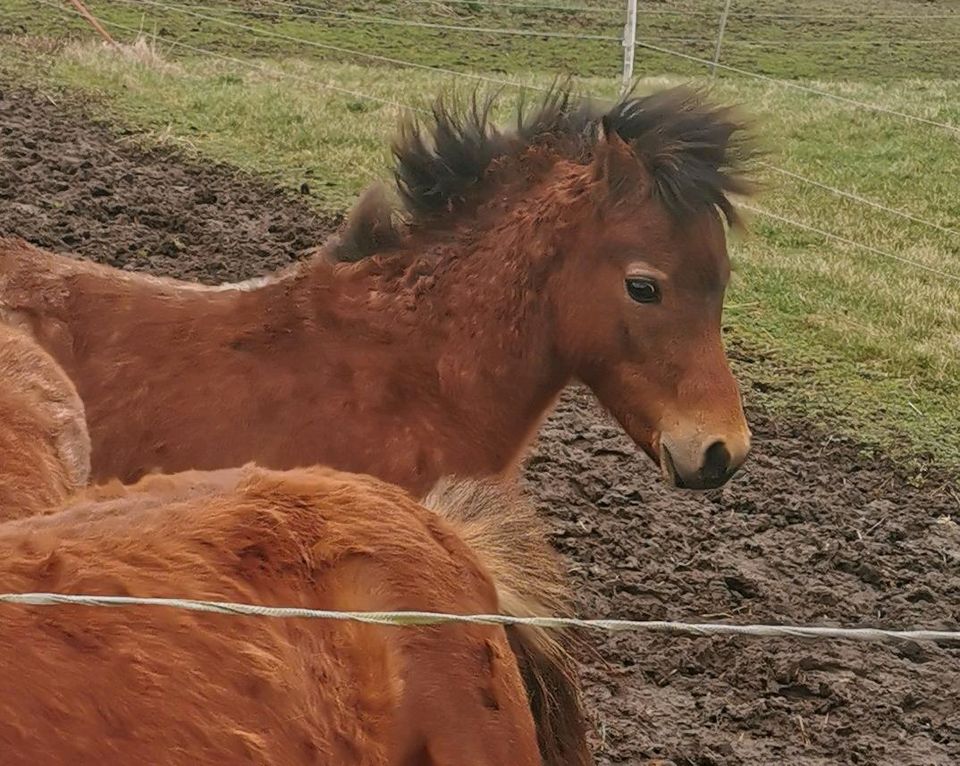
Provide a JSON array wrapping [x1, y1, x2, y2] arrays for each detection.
[[331, 83, 756, 262]]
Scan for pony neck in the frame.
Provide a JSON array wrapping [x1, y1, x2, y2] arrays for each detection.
[[300, 176, 579, 478]]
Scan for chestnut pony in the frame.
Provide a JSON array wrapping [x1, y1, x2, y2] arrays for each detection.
[[0, 85, 757, 493], [0, 466, 574, 766]]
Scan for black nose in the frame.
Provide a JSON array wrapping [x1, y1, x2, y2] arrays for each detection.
[[699, 440, 733, 487]]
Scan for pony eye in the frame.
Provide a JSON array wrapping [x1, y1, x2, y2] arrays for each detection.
[[626, 277, 660, 304]]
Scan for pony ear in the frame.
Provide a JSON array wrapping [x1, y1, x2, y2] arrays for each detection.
[[593, 119, 647, 199]]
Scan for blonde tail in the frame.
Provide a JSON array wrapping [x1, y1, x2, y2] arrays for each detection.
[[423, 477, 592, 766]]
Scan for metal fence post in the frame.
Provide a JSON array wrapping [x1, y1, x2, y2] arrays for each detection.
[[710, 0, 733, 78], [621, 0, 638, 94]]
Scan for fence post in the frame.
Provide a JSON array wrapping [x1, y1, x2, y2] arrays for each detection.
[[68, 0, 119, 48], [710, 0, 733, 78], [621, 0, 638, 95]]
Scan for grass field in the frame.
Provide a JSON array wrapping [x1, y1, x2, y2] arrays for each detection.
[[2, 0, 959, 475]]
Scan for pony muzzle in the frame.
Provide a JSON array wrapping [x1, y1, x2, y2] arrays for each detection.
[[659, 430, 750, 490]]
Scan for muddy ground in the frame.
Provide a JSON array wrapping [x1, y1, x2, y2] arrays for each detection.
[[2, 86, 958, 766]]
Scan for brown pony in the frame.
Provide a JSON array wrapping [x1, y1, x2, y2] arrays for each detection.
[[0, 85, 757, 493], [0, 466, 582, 766], [0, 324, 89, 519]]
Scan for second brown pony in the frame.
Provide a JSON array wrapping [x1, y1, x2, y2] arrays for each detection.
[[0, 465, 583, 765], [0, 84, 756, 493]]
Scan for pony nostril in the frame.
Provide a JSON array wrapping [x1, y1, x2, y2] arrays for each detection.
[[701, 440, 732, 483]]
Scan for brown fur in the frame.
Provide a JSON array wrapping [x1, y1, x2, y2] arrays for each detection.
[[331, 184, 404, 263], [0, 466, 544, 765], [0, 84, 755, 494], [0, 324, 90, 519], [424, 478, 590, 766]]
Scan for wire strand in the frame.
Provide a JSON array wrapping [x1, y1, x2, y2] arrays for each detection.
[[715, 9, 960, 20], [630, 39, 960, 135], [759, 162, 959, 237], [114, 0, 555, 92], [741, 203, 960, 282], [264, 4, 621, 40], [3, 593, 959, 644], [680, 37, 960, 47], [268, 0, 625, 15], [118, 0, 960, 135], [38, 0, 428, 112], [141, 6, 960, 47], [260, 0, 960, 21]]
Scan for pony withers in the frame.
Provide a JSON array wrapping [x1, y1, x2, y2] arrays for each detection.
[[0, 84, 758, 493]]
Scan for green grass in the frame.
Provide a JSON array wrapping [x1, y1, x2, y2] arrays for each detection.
[[3, 0, 960, 80], [1, 0, 959, 474]]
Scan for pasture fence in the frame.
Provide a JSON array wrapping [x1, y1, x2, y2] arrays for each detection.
[[234, 0, 960, 21], [177, 2, 960, 46], [112, 1, 550, 92], [620, 0, 637, 92], [43, 0, 960, 284], [244, 6, 624, 42], [738, 204, 960, 282], [626, 37, 960, 134], [94, 0, 960, 138], [71, 1, 960, 223], [756, 162, 959, 238], [110, 0, 960, 141], [708, 0, 731, 77], [2, 593, 959, 645]]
